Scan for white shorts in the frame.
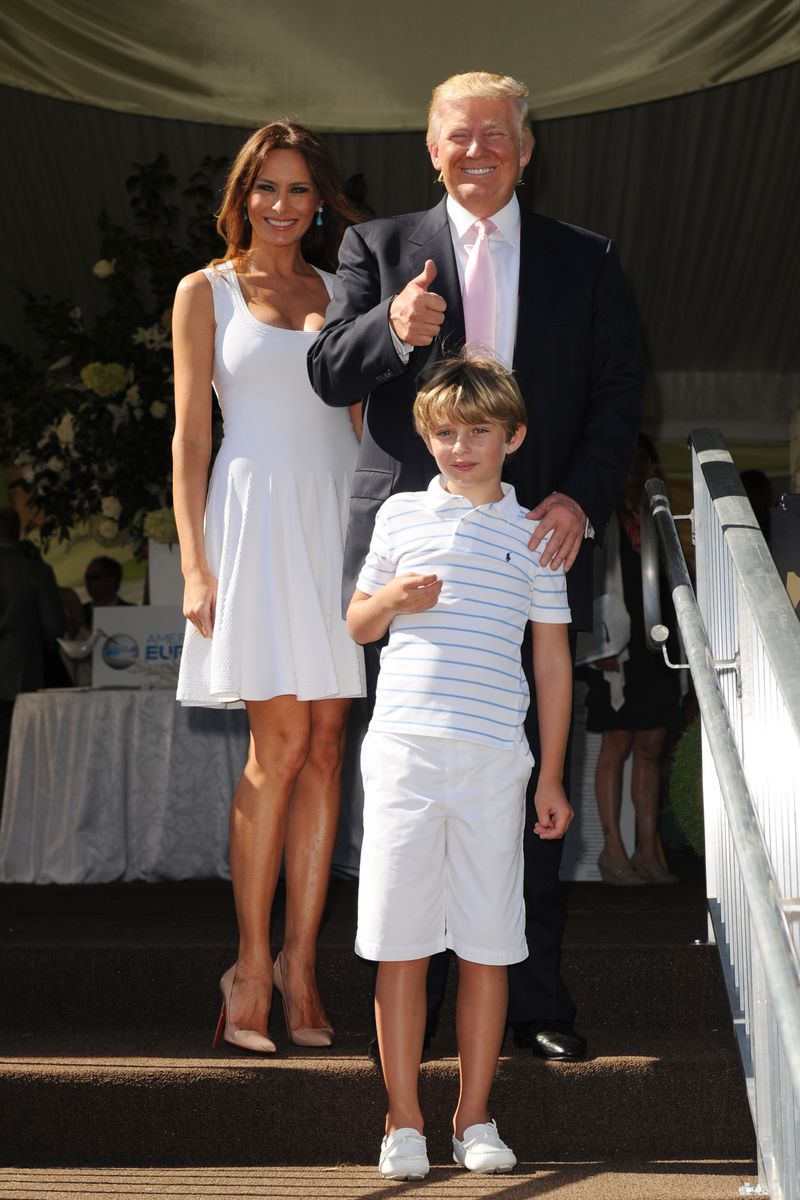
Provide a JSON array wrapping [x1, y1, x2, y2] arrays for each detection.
[[355, 730, 532, 966]]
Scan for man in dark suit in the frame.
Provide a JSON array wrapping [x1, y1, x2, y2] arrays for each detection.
[[309, 71, 644, 1060]]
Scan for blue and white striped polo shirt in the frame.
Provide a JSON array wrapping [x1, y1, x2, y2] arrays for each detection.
[[356, 476, 571, 749]]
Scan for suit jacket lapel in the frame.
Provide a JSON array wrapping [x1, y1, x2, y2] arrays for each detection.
[[403, 203, 563, 371], [514, 209, 561, 372], [407, 198, 465, 359]]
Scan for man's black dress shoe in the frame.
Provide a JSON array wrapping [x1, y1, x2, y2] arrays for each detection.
[[511, 1020, 588, 1061]]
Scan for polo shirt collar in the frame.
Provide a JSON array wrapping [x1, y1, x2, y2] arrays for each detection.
[[425, 475, 520, 516], [446, 192, 520, 248]]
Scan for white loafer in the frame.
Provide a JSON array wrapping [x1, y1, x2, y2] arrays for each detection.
[[452, 1119, 516, 1174], [379, 1127, 429, 1180]]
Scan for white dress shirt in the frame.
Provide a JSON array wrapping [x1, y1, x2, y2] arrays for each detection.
[[445, 192, 521, 369]]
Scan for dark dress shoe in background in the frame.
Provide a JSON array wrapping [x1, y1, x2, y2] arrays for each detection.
[[368, 1032, 434, 1065], [512, 1020, 588, 1061]]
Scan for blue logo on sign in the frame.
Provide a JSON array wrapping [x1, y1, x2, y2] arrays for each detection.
[[102, 633, 139, 670], [145, 632, 183, 662]]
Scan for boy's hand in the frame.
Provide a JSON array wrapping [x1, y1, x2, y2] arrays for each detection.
[[533, 779, 574, 840], [346, 573, 441, 644], [384, 572, 442, 614]]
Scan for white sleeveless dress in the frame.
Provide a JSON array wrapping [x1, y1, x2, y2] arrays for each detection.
[[176, 262, 365, 707]]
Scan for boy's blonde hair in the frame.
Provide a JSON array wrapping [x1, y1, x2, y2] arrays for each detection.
[[413, 356, 527, 442]]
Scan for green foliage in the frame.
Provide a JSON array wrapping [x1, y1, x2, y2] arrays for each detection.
[[669, 719, 704, 857], [0, 153, 227, 552]]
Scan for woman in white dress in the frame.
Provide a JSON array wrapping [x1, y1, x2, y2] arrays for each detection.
[[172, 123, 365, 1053]]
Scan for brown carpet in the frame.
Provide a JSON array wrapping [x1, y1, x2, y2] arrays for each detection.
[[0, 866, 758, 1185], [0, 1162, 760, 1199]]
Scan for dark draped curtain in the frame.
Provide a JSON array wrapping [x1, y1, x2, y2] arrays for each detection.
[[2, 62, 799, 374]]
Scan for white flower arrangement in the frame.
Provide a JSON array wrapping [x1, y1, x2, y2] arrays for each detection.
[[101, 496, 122, 520], [2, 153, 226, 553], [142, 506, 178, 545]]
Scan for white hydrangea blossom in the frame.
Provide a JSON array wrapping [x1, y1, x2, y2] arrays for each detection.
[[55, 413, 75, 445], [101, 496, 122, 520], [133, 324, 170, 351]]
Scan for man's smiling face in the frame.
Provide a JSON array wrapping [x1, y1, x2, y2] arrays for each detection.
[[428, 96, 533, 219]]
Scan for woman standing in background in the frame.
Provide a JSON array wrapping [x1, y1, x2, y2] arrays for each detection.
[[580, 435, 681, 886]]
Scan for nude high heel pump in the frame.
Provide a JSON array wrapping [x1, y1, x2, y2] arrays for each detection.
[[212, 964, 276, 1054], [597, 850, 647, 886], [631, 850, 679, 885], [273, 951, 334, 1047]]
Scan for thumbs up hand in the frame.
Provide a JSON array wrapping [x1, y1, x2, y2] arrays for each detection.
[[389, 259, 447, 346], [414, 259, 438, 290]]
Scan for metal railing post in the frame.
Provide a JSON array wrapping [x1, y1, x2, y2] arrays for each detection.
[[642, 455, 800, 1200]]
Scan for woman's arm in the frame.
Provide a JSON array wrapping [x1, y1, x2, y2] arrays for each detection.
[[171, 271, 217, 637], [348, 401, 363, 441]]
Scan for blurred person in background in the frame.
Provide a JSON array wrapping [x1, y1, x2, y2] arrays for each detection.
[[82, 555, 132, 627], [0, 507, 66, 799], [578, 436, 681, 886]]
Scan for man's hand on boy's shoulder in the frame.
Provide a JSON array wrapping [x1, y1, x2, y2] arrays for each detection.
[[526, 492, 586, 572], [533, 779, 574, 840]]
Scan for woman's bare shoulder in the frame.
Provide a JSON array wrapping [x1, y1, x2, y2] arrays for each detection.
[[174, 269, 218, 322], [176, 268, 214, 297]]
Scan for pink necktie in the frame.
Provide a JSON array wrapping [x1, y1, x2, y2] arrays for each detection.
[[463, 218, 497, 356]]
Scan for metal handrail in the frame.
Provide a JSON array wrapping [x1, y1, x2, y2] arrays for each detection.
[[691, 428, 800, 743], [641, 475, 800, 1105]]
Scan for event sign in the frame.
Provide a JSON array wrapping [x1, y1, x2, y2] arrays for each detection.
[[91, 605, 184, 688]]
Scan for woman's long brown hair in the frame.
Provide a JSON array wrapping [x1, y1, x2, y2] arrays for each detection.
[[213, 120, 362, 272]]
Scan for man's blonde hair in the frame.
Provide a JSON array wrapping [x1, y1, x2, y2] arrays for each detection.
[[426, 71, 532, 146], [413, 356, 527, 443]]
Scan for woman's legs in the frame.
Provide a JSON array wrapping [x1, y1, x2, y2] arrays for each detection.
[[595, 729, 634, 866], [227, 695, 311, 1034], [453, 959, 508, 1138], [281, 697, 351, 1030], [630, 726, 668, 866], [376, 957, 430, 1134]]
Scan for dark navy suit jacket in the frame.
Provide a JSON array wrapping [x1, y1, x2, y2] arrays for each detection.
[[309, 197, 645, 629]]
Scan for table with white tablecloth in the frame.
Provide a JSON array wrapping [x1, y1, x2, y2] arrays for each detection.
[[0, 689, 368, 883], [0, 683, 629, 885]]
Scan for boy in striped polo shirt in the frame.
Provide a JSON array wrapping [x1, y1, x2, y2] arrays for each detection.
[[347, 357, 573, 1180]]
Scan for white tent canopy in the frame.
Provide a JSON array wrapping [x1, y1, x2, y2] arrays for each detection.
[[2, 0, 799, 129]]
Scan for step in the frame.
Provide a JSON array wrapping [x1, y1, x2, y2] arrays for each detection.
[[0, 1161, 761, 1200], [0, 871, 756, 1172], [0, 1030, 754, 1166], [0, 1161, 762, 1200], [0, 941, 732, 1036], [0, 875, 730, 1035]]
